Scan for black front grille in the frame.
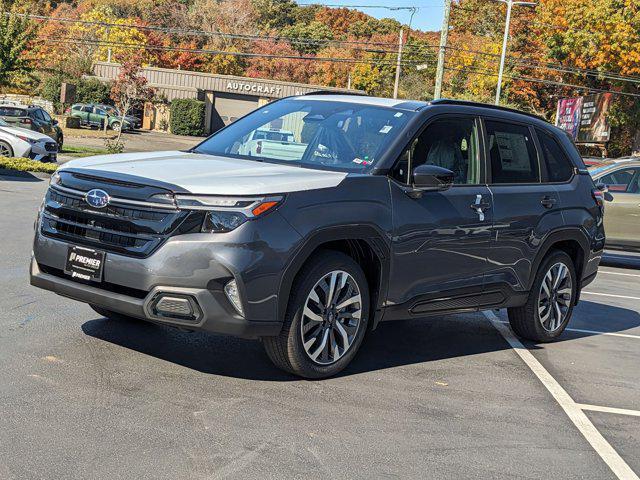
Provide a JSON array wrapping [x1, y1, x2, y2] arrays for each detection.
[[41, 186, 194, 258], [45, 142, 57, 152]]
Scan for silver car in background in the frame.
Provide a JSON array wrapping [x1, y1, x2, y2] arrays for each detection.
[[0, 118, 58, 162]]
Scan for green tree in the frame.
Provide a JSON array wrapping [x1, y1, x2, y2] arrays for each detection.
[[0, 1, 34, 88], [251, 0, 296, 30], [281, 21, 334, 55]]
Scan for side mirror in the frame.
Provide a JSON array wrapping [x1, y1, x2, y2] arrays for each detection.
[[412, 164, 454, 192], [596, 182, 614, 202], [52, 119, 59, 126]]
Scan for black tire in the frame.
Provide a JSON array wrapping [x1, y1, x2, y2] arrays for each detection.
[[90, 304, 139, 323], [508, 250, 577, 342], [0, 140, 14, 157], [263, 251, 370, 379]]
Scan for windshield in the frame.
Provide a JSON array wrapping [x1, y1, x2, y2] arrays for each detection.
[[193, 99, 414, 172]]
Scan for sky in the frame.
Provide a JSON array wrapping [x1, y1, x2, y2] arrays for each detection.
[[295, 2, 446, 32]]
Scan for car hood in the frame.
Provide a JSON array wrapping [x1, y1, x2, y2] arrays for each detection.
[[59, 151, 348, 195], [0, 125, 53, 142]]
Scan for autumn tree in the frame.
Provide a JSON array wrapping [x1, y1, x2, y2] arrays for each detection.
[[109, 58, 155, 145], [0, 0, 35, 88]]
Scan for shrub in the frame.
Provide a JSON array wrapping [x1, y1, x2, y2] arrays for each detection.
[[170, 98, 205, 136], [65, 116, 81, 128], [0, 157, 58, 174]]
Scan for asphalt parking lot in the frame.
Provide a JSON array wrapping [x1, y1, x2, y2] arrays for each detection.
[[1, 175, 638, 480]]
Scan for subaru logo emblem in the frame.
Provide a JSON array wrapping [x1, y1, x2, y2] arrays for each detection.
[[85, 189, 110, 209]]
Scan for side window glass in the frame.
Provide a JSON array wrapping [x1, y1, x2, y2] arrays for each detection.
[[41, 110, 52, 122], [486, 120, 540, 184], [600, 168, 639, 193], [537, 129, 574, 182], [33, 109, 45, 121], [394, 117, 480, 185], [82, 106, 92, 113]]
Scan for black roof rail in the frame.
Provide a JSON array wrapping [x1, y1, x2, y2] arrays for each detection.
[[428, 98, 547, 122], [302, 90, 367, 96]]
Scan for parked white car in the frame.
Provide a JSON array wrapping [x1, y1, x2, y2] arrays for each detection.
[[0, 118, 58, 162]]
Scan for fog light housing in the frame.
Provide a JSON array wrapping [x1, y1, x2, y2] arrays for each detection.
[[150, 293, 201, 321], [224, 279, 244, 316]]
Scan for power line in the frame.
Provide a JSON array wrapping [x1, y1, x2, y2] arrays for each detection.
[[296, 2, 439, 9], [443, 65, 640, 98], [35, 36, 435, 68]]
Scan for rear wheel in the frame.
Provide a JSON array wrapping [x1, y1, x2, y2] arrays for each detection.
[[508, 250, 576, 342], [263, 251, 369, 379], [0, 140, 13, 157], [110, 121, 121, 132], [90, 304, 139, 323]]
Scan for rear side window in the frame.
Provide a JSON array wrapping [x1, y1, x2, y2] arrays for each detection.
[[537, 129, 574, 182], [0, 107, 23, 117], [486, 120, 540, 184]]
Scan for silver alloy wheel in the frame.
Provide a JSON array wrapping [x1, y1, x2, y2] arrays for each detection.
[[300, 270, 362, 365], [538, 262, 573, 332], [111, 122, 121, 132], [0, 142, 11, 157]]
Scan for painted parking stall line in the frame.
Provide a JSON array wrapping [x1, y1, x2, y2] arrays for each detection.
[[577, 404, 640, 419], [582, 291, 640, 302], [484, 310, 639, 480]]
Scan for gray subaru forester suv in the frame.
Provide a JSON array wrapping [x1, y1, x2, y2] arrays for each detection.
[[30, 95, 605, 378]]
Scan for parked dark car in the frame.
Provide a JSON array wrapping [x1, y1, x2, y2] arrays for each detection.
[[0, 104, 63, 147], [30, 95, 605, 378]]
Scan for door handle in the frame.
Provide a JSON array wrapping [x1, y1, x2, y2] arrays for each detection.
[[541, 196, 557, 209], [470, 194, 490, 221]]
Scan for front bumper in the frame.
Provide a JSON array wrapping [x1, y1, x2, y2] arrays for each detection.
[[30, 214, 300, 337], [30, 258, 282, 337]]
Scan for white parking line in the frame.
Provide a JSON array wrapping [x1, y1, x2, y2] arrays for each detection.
[[493, 318, 640, 340], [484, 310, 639, 480], [577, 404, 640, 418], [599, 270, 640, 278], [565, 328, 640, 340], [582, 291, 640, 301]]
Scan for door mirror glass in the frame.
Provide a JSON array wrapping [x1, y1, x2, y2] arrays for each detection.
[[413, 164, 454, 191]]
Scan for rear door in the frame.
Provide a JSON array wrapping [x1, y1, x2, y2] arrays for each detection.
[[388, 115, 494, 314], [483, 118, 563, 292], [598, 166, 640, 249]]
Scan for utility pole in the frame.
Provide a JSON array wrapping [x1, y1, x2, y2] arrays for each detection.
[[393, 28, 404, 99], [494, 0, 536, 105], [106, 26, 112, 63], [433, 0, 452, 100]]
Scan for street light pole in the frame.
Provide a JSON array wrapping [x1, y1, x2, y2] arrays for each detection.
[[494, 0, 536, 105]]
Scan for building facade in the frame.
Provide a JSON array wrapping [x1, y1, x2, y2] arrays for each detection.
[[93, 62, 359, 134]]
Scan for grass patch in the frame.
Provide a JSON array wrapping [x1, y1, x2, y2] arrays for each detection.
[[60, 145, 108, 157], [0, 157, 58, 174]]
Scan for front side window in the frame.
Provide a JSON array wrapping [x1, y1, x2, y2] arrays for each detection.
[[393, 117, 480, 185], [537, 129, 574, 182], [599, 168, 640, 193], [194, 99, 414, 172], [40, 110, 52, 122], [32, 109, 45, 121], [486, 120, 540, 184]]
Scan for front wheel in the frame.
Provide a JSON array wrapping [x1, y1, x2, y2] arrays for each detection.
[[110, 121, 121, 132], [508, 250, 576, 342], [263, 251, 370, 379], [0, 140, 14, 157]]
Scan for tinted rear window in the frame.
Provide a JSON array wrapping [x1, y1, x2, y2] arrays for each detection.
[[537, 129, 574, 182]]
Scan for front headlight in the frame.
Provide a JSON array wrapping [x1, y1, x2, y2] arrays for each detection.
[[202, 211, 247, 233], [176, 195, 283, 234]]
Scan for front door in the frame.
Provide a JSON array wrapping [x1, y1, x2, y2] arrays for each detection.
[[598, 165, 640, 249], [388, 116, 493, 314]]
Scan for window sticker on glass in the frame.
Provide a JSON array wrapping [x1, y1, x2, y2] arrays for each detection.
[[495, 132, 530, 172], [379, 125, 393, 134], [394, 112, 404, 117]]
